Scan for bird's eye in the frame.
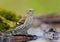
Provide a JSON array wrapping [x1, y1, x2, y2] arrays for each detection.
[[29, 10, 32, 12]]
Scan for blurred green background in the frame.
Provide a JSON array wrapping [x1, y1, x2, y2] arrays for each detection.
[[0, 0, 60, 15], [0, 9, 21, 32]]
